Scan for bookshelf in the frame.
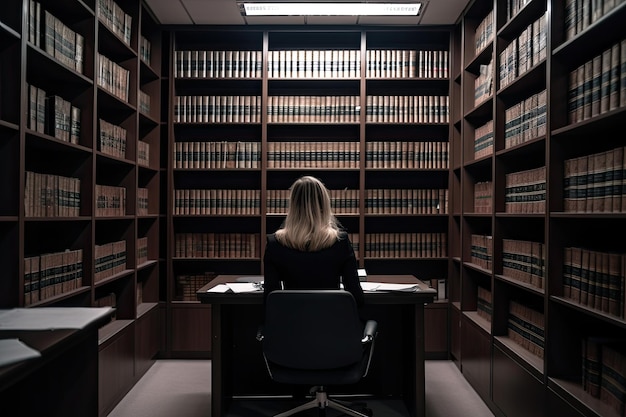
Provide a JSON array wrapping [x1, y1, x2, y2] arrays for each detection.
[[163, 26, 452, 358], [451, 0, 626, 416], [0, 0, 163, 415]]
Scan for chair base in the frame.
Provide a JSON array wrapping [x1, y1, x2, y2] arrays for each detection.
[[274, 389, 372, 417]]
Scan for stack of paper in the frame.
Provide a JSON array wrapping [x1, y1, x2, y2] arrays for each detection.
[[361, 282, 420, 292]]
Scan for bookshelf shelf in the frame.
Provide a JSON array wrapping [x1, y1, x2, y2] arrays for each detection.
[[450, 0, 626, 416], [164, 25, 452, 357], [0, 0, 163, 415]]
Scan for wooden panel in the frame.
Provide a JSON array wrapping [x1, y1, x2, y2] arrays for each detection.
[[493, 346, 546, 417], [546, 387, 585, 417], [170, 304, 211, 354], [425, 302, 448, 357], [98, 324, 136, 417], [135, 305, 161, 377], [460, 315, 491, 401]]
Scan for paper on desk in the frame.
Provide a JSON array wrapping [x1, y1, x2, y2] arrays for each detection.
[[225, 282, 262, 293], [0, 339, 41, 367], [205, 283, 262, 293], [0, 307, 113, 330], [206, 284, 231, 293], [361, 282, 419, 292]]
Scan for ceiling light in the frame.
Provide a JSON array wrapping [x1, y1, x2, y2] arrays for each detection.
[[240, 2, 422, 16]]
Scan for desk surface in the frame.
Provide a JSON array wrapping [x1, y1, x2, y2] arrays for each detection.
[[197, 274, 436, 305]]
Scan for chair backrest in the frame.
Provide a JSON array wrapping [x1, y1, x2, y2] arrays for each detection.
[[262, 289, 364, 370]]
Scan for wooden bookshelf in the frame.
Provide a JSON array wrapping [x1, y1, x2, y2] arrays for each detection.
[[163, 26, 452, 357], [0, 0, 163, 415], [451, 0, 626, 416]]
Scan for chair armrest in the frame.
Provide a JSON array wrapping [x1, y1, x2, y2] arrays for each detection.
[[256, 325, 264, 342], [361, 320, 378, 343]]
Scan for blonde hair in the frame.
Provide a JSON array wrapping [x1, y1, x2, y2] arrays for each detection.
[[275, 176, 341, 251]]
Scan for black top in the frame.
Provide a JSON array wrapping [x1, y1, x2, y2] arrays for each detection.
[[263, 231, 365, 308]]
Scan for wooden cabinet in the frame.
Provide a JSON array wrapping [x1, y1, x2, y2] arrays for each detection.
[[164, 26, 452, 356], [452, 0, 626, 416], [0, 0, 163, 415]]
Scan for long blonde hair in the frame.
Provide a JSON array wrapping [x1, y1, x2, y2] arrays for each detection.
[[275, 176, 341, 251]]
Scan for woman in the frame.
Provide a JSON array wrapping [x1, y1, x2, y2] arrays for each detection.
[[263, 175, 364, 309]]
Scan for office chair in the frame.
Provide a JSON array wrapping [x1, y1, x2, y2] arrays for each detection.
[[257, 289, 378, 417]]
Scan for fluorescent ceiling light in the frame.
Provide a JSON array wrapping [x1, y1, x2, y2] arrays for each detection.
[[241, 3, 422, 16]]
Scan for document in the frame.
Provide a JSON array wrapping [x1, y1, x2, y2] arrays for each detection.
[[361, 282, 420, 292], [0, 339, 41, 367], [206, 282, 263, 293], [0, 307, 113, 330]]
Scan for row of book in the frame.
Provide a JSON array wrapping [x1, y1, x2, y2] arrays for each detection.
[[503, 0, 532, 21], [364, 189, 449, 214], [97, 0, 132, 46], [504, 166, 547, 214], [95, 184, 126, 217], [137, 188, 149, 216], [94, 240, 127, 283], [174, 233, 262, 258], [363, 232, 447, 258], [99, 118, 127, 159], [504, 90, 547, 149], [24, 171, 80, 218], [28, 1, 85, 74], [137, 236, 149, 266], [175, 272, 218, 302], [174, 95, 262, 123], [365, 49, 449, 79], [581, 336, 626, 416], [568, 39, 626, 124], [508, 300, 545, 359], [172, 188, 448, 216], [565, 0, 623, 41], [366, 141, 449, 169], [267, 95, 361, 123], [173, 141, 260, 169], [23, 249, 83, 306], [139, 35, 152, 66], [475, 10, 495, 54], [267, 141, 359, 168], [174, 50, 263, 79], [475, 60, 494, 106], [27, 84, 80, 144], [502, 239, 545, 290], [365, 95, 450, 124], [473, 120, 494, 159], [98, 52, 130, 103], [477, 286, 493, 322], [564, 146, 626, 213], [139, 89, 150, 115], [138, 140, 150, 167], [471, 234, 493, 270], [473, 181, 493, 213], [563, 247, 626, 319], [266, 188, 449, 215], [499, 12, 547, 89], [268, 49, 361, 78], [173, 189, 261, 215]]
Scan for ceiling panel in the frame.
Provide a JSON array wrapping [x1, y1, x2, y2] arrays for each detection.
[[143, 0, 470, 26]]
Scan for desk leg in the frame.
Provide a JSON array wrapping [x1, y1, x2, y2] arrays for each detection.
[[211, 304, 222, 417]]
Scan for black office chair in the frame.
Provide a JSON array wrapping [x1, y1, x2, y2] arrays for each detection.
[[257, 289, 378, 417]]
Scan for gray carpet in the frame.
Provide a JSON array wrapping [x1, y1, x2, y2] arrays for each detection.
[[106, 360, 494, 417]]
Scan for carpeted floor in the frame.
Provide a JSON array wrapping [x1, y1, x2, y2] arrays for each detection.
[[106, 359, 494, 417]]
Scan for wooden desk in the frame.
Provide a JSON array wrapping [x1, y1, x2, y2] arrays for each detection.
[[0, 307, 113, 417], [197, 274, 436, 417]]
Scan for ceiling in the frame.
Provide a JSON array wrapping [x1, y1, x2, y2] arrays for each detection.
[[143, 0, 471, 26]]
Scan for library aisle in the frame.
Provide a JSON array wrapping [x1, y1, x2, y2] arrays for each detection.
[[106, 359, 494, 417]]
